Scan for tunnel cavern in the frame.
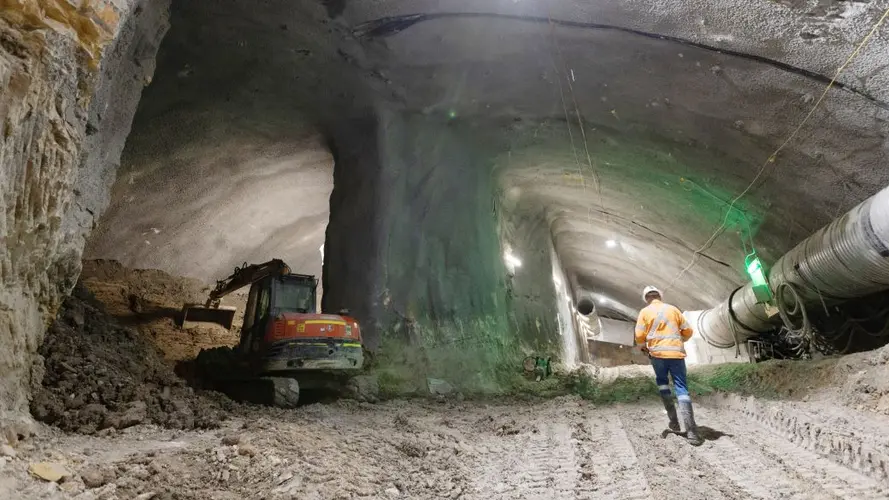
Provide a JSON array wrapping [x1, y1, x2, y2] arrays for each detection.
[[2, 1, 889, 497]]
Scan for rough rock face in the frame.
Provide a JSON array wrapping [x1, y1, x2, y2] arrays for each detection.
[[0, 1, 169, 434], [323, 112, 511, 348]]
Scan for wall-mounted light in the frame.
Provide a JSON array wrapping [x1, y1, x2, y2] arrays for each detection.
[[504, 249, 522, 275], [505, 252, 522, 268], [605, 239, 617, 248]]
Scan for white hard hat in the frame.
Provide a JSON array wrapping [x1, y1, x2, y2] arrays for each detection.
[[642, 286, 662, 301]]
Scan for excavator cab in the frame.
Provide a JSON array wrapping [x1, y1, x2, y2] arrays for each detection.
[[239, 273, 317, 351], [239, 272, 363, 373]]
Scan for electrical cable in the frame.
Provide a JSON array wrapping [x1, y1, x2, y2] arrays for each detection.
[[775, 282, 813, 346], [543, 6, 610, 230], [729, 311, 741, 357], [537, 15, 601, 237], [668, 5, 889, 289]]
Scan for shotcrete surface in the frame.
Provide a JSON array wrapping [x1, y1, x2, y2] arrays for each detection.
[[84, 0, 889, 323]]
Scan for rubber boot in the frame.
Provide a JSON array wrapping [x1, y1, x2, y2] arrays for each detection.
[[661, 395, 681, 432], [679, 401, 704, 446]]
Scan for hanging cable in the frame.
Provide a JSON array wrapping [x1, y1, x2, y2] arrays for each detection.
[[668, 5, 889, 288], [544, 7, 609, 226], [775, 281, 815, 358]]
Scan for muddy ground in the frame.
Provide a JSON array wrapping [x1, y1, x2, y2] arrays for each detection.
[[4, 395, 889, 499], [7, 260, 889, 498]]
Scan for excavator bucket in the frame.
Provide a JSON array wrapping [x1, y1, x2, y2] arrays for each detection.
[[180, 304, 237, 330]]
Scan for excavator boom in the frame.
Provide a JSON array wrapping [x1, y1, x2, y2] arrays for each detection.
[[181, 259, 292, 329]]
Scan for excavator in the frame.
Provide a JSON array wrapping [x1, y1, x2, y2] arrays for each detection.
[[181, 259, 364, 407]]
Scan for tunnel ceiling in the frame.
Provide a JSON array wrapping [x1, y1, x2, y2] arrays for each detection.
[[86, 0, 889, 316]]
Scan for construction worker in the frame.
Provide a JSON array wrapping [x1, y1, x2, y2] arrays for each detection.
[[634, 285, 703, 446]]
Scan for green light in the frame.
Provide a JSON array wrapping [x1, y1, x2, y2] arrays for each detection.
[[448, 109, 457, 119], [746, 257, 762, 278], [745, 255, 772, 303]]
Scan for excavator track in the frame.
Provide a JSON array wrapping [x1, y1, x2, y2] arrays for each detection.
[[195, 347, 302, 408], [210, 376, 301, 409]]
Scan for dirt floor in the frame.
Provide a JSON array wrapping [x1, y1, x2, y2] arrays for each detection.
[[7, 261, 889, 498], [4, 395, 889, 499]]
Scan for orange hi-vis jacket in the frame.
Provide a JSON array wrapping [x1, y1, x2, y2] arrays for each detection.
[[634, 299, 693, 359]]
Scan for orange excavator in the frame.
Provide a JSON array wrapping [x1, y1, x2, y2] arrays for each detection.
[[182, 259, 364, 407]]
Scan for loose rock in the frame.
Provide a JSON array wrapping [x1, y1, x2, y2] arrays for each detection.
[[30, 280, 230, 433], [427, 378, 455, 396], [80, 467, 107, 489], [237, 443, 257, 457], [221, 434, 241, 446], [29, 461, 71, 482]]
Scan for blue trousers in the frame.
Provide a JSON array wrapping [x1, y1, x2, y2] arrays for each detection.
[[650, 357, 691, 403]]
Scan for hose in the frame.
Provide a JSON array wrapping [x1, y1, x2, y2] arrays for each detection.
[[691, 185, 889, 347], [775, 282, 815, 357], [776, 282, 812, 338]]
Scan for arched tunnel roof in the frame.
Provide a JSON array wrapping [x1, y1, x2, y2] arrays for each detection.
[[86, 0, 889, 320]]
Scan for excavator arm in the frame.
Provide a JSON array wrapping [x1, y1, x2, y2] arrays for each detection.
[[205, 259, 291, 306], [181, 259, 291, 330]]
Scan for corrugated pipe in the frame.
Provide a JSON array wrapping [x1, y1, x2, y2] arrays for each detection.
[[692, 184, 889, 347]]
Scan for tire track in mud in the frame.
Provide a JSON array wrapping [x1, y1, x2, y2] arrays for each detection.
[[689, 429, 813, 499], [619, 408, 744, 500], [698, 405, 889, 500], [577, 412, 652, 500], [470, 418, 578, 499], [707, 395, 889, 487], [521, 422, 578, 498]]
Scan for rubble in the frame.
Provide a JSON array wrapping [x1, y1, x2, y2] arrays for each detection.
[[28, 461, 71, 482], [79, 467, 108, 489], [427, 378, 455, 396], [30, 282, 232, 433]]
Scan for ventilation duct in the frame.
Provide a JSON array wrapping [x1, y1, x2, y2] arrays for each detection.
[[693, 184, 889, 347], [576, 296, 596, 316]]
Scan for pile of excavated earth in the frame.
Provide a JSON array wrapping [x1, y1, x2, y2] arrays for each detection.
[[3, 261, 889, 499], [28, 260, 243, 435]]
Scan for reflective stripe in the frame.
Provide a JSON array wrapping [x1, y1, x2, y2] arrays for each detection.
[[677, 395, 692, 402], [638, 302, 688, 357], [657, 385, 671, 391], [648, 334, 683, 340], [648, 345, 684, 352], [646, 306, 680, 342]]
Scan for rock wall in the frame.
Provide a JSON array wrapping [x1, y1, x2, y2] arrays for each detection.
[[325, 110, 510, 342], [501, 212, 561, 354], [324, 110, 529, 391], [0, 1, 169, 434]]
